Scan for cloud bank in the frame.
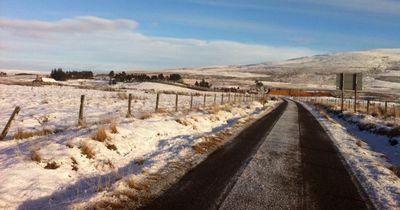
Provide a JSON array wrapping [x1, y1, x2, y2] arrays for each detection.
[[0, 16, 317, 71]]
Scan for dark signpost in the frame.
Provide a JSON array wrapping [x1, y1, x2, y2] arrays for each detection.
[[336, 73, 362, 112]]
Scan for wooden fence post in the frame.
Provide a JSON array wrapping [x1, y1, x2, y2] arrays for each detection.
[[366, 100, 370, 114], [384, 101, 388, 117], [190, 94, 193, 109], [228, 93, 231, 103], [175, 93, 179, 112], [127, 93, 132, 117], [0, 106, 21, 140], [213, 94, 216, 105], [233, 94, 236, 103], [203, 94, 206, 106], [221, 94, 224, 105], [155, 92, 160, 112], [78, 95, 85, 125]]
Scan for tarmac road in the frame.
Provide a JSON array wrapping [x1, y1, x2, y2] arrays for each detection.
[[141, 100, 370, 210]]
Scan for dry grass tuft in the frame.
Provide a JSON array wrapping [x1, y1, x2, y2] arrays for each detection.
[[71, 157, 79, 171], [134, 158, 145, 165], [80, 141, 96, 159], [221, 104, 232, 112], [116, 92, 128, 100], [66, 139, 74, 148], [110, 121, 118, 134], [389, 166, 400, 178], [192, 136, 223, 154], [14, 128, 52, 140], [208, 105, 220, 114], [355, 140, 362, 147], [106, 143, 118, 151], [94, 200, 125, 210], [138, 112, 152, 120], [44, 161, 60, 169], [127, 177, 150, 191], [31, 147, 41, 162], [92, 127, 108, 142], [175, 118, 191, 126]]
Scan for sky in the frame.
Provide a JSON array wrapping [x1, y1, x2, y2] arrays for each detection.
[[0, 0, 399, 71]]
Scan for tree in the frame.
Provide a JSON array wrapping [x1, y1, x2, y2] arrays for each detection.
[[158, 73, 165, 80], [109, 71, 115, 85], [50, 68, 67, 81], [169, 74, 182, 82]]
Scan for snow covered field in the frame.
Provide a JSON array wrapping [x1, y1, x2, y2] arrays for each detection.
[[0, 83, 278, 209], [299, 101, 400, 209]]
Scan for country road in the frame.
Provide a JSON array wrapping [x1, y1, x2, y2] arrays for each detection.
[[141, 100, 371, 210]]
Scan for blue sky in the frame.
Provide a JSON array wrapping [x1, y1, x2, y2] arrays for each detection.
[[0, 0, 399, 71]]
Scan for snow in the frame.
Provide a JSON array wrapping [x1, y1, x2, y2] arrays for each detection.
[[298, 101, 400, 209], [0, 83, 278, 209]]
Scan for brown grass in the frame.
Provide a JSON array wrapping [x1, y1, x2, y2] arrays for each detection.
[[208, 105, 220, 114], [110, 121, 118, 134], [138, 112, 152, 120], [106, 143, 117, 151], [66, 139, 74, 148], [31, 147, 41, 162], [92, 127, 108, 142], [71, 157, 79, 171], [355, 140, 362, 147], [389, 166, 400, 178], [44, 161, 60, 169], [192, 136, 224, 154], [80, 141, 96, 159], [175, 118, 191, 126], [14, 128, 52, 140], [116, 92, 128, 100], [127, 177, 150, 191]]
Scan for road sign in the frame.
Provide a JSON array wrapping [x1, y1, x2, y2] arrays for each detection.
[[336, 73, 362, 90]]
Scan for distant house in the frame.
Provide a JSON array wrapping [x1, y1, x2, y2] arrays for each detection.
[[0, 72, 7, 77]]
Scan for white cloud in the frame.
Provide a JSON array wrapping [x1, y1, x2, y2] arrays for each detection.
[[0, 16, 317, 71]]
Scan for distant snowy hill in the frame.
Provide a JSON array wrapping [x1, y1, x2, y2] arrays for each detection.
[[240, 48, 400, 75]]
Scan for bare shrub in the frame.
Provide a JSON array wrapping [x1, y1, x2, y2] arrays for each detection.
[[80, 141, 96, 159], [92, 127, 108, 142], [44, 161, 60, 169], [14, 128, 52, 140]]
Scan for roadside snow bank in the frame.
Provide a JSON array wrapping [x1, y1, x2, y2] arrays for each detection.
[[300, 102, 400, 209]]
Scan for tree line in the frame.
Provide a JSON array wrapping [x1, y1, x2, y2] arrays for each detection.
[[50, 68, 94, 81], [109, 71, 182, 83]]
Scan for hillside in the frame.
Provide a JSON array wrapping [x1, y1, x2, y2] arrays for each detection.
[[172, 49, 400, 98]]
